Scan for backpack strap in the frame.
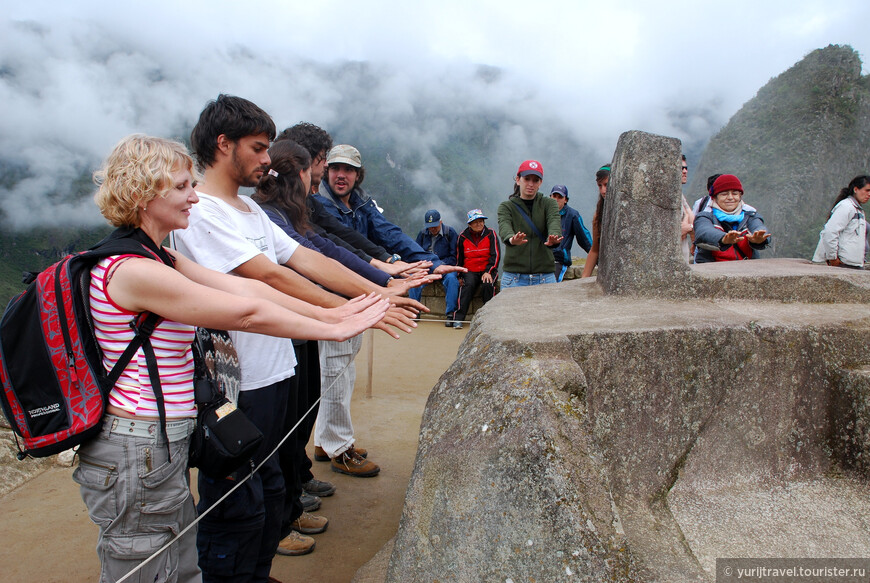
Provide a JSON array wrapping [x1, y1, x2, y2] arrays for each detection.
[[509, 198, 546, 243], [93, 229, 176, 453], [132, 314, 170, 452]]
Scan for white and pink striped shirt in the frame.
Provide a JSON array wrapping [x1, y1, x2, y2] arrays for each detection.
[[90, 255, 196, 418]]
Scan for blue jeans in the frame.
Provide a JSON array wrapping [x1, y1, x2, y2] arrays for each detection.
[[409, 271, 460, 315], [500, 271, 556, 288]]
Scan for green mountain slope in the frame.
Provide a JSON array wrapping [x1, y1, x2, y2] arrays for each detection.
[[0, 226, 111, 307], [691, 44, 870, 258]]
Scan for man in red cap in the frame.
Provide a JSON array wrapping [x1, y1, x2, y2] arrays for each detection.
[[497, 160, 563, 287]]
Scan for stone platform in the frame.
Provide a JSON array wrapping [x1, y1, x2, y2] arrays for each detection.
[[368, 131, 870, 583]]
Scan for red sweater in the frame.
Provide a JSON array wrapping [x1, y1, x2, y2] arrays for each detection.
[[457, 226, 499, 276]]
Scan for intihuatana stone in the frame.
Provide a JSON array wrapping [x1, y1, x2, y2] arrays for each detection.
[[598, 130, 689, 295]]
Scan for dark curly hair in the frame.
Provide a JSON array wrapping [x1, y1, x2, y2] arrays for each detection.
[[190, 94, 276, 168], [276, 123, 333, 161]]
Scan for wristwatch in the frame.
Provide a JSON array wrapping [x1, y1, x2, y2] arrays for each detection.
[[386, 253, 401, 264]]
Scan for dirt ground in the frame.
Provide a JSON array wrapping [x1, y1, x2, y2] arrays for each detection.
[[0, 321, 466, 583]]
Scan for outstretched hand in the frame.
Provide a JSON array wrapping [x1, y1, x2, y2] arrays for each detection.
[[510, 232, 528, 246], [720, 230, 744, 245], [381, 259, 431, 277], [373, 305, 420, 338], [745, 229, 770, 245], [385, 272, 441, 295], [721, 229, 770, 246], [545, 234, 563, 247], [326, 293, 384, 322], [431, 264, 467, 275], [332, 297, 390, 342], [387, 295, 428, 313]]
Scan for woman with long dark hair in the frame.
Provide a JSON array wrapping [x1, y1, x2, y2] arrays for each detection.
[[581, 165, 611, 278], [254, 140, 427, 293], [812, 175, 870, 268]]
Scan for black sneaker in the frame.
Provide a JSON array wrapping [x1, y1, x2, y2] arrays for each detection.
[[302, 478, 336, 497], [301, 493, 321, 512]]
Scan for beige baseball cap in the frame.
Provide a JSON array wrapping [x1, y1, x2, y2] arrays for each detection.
[[327, 144, 362, 168]]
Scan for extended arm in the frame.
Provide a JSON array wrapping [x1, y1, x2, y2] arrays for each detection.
[[573, 214, 593, 254], [108, 257, 388, 342]]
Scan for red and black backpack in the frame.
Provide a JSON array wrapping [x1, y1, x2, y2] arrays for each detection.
[[0, 228, 171, 458]]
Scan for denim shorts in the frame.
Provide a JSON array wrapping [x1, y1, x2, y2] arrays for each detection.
[[73, 417, 200, 583], [501, 271, 557, 288]]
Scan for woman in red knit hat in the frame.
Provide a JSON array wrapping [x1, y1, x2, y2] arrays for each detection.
[[693, 174, 771, 262]]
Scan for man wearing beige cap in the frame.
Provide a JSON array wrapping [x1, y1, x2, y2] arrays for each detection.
[[312, 144, 464, 477]]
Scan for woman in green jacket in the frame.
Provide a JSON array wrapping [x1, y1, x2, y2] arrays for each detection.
[[497, 160, 563, 288]]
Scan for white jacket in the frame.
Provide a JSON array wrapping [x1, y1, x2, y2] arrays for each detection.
[[812, 196, 867, 267]]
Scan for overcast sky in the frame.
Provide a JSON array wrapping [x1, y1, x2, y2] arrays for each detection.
[[2, 0, 869, 229]]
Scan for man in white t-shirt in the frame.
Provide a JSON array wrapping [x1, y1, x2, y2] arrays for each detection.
[[173, 95, 423, 578]]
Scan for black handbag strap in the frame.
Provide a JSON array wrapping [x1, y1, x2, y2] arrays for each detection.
[[510, 198, 546, 243]]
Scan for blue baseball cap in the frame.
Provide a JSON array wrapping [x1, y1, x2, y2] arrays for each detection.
[[424, 209, 441, 227], [550, 185, 569, 199]]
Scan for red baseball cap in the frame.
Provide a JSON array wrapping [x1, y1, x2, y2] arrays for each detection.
[[517, 160, 543, 179]]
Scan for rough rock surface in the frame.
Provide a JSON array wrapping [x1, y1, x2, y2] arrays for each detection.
[[376, 131, 870, 582], [598, 131, 689, 295]]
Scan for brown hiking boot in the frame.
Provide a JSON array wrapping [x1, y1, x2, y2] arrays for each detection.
[[331, 446, 380, 477], [315, 444, 367, 461], [291, 512, 329, 535], [276, 531, 315, 556]]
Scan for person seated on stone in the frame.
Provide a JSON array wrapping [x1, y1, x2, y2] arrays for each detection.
[[812, 174, 870, 269], [549, 185, 592, 281], [581, 165, 611, 278], [409, 209, 460, 325], [454, 208, 500, 329], [693, 174, 771, 262]]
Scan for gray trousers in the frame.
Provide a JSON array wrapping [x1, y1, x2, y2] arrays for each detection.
[[74, 417, 200, 583], [314, 334, 363, 458]]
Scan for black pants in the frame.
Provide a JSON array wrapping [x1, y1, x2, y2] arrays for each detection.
[[278, 340, 321, 539], [197, 379, 289, 583], [455, 271, 495, 322]]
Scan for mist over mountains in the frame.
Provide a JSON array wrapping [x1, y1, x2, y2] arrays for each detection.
[[0, 17, 728, 236]]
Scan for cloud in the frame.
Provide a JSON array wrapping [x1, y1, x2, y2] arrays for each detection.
[[1, 1, 869, 229]]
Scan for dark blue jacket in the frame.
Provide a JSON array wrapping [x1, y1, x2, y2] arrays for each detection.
[[552, 204, 592, 265], [307, 195, 391, 263], [259, 203, 391, 287], [314, 181, 443, 268], [415, 225, 458, 265], [693, 208, 769, 263]]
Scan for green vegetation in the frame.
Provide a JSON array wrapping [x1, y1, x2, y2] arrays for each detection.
[[0, 226, 111, 307]]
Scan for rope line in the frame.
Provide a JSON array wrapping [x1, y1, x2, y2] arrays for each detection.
[[117, 317, 470, 581], [116, 346, 351, 583]]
